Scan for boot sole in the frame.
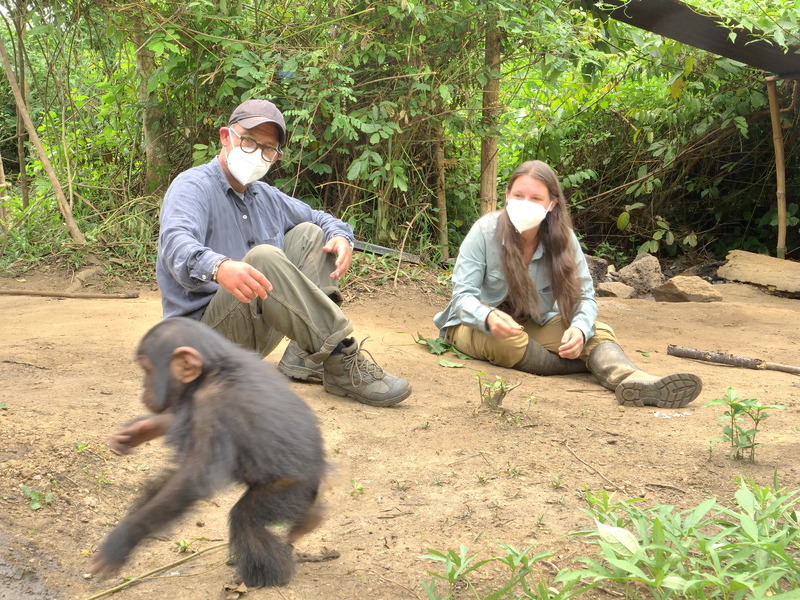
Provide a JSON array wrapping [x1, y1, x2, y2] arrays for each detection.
[[323, 381, 412, 407], [616, 374, 702, 408], [277, 363, 324, 383]]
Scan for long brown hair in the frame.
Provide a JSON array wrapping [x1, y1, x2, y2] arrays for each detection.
[[497, 160, 580, 324]]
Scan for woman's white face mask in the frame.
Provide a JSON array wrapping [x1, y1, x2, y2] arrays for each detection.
[[505, 198, 553, 233], [226, 144, 272, 186]]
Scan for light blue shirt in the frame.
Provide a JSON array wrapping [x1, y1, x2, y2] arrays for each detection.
[[157, 158, 354, 319], [433, 211, 597, 340]]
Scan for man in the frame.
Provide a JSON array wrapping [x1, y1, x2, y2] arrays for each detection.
[[156, 98, 411, 407]]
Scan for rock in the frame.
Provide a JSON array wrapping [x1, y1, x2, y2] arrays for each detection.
[[717, 250, 800, 295], [584, 254, 610, 288], [652, 275, 723, 302], [597, 281, 637, 298], [617, 254, 665, 294]]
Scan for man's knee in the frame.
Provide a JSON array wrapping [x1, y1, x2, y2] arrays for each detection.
[[242, 244, 287, 271]]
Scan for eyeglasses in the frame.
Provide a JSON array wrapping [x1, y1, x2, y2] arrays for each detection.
[[228, 127, 283, 162]]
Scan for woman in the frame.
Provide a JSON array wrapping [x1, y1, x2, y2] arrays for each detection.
[[433, 160, 701, 408]]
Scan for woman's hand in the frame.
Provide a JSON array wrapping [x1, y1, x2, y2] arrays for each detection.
[[487, 308, 525, 339], [557, 326, 585, 359]]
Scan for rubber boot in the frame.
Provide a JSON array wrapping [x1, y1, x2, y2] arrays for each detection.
[[587, 342, 702, 408], [513, 340, 589, 376]]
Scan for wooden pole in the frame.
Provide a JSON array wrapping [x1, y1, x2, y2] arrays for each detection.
[[0, 35, 86, 244], [765, 76, 787, 259]]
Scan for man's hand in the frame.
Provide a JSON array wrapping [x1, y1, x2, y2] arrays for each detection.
[[323, 235, 353, 279], [215, 260, 273, 303], [487, 308, 525, 339], [557, 326, 585, 359]]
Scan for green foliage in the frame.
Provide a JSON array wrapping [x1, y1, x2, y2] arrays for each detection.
[[19, 484, 54, 511], [475, 372, 519, 411], [419, 543, 569, 600], [559, 477, 800, 598], [705, 387, 784, 461], [3, 0, 800, 273]]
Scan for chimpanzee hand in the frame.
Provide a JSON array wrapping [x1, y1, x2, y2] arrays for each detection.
[[109, 414, 174, 455]]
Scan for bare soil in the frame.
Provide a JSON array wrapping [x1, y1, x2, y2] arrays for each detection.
[[2, 264, 800, 600]]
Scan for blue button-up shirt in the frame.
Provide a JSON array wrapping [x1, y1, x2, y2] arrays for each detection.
[[433, 211, 597, 340], [156, 158, 354, 319]]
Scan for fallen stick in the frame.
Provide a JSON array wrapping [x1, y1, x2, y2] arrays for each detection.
[[667, 345, 800, 375], [0, 289, 139, 299]]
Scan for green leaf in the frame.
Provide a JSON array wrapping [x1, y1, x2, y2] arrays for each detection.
[[616, 212, 630, 230], [594, 520, 640, 556], [438, 358, 464, 368]]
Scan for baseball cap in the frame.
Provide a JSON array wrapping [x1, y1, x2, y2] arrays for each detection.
[[228, 99, 286, 145]]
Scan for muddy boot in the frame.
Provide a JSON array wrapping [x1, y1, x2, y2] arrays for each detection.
[[323, 337, 411, 407], [278, 341, 324, 383], [513, 340, 588, 376], [587, 342, 702, 408]]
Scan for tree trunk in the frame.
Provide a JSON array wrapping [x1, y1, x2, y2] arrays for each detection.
[[479, 17, 501, 216], [0, 150, 9, 258], [765, 77, 787, 259], [131, 30, 171, 194], [434, 128, 449, 262], [0, 36, 86, 244], [13, 4, 29, 208]]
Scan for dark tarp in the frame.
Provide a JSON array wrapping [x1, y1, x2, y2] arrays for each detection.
[[601, 0, 800, 76]]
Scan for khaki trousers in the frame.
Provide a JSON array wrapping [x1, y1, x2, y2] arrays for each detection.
[[201, 223, 353, 362], [446, 316, 619, 368]]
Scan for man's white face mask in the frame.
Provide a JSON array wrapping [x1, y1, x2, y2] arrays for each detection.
[[226, 145, 272, 186], [505, 198, 553, 233]]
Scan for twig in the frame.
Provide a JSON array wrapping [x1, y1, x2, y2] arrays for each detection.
[[645, 482, 688, 494], [393, 203, 429, 288], [0, 289, 139, 299], [83, 542, 228, 600], [563, 441, 625, 492], [667, 344, 800, 375]]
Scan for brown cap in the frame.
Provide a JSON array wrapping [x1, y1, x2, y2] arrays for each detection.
[[228, 99, 286, 145]]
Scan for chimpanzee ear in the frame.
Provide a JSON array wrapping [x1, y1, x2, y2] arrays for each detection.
[[171, 347, 203, 384]]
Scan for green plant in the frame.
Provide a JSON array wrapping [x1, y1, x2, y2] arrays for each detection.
[[475, 372, 519, 411], [349, 480, 364, 497], [174, 539, 196, 554], [559, 477, 800, 598], [419, 543, 573, 600], [19, 485, 54, 511], [705, 387, 784, 461]]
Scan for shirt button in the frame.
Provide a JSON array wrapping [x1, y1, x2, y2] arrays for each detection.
[[242, 214, 248, 220], [201, 275, 207, 280]]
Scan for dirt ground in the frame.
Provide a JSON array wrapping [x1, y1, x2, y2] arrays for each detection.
[[1, 262, 800, 600]]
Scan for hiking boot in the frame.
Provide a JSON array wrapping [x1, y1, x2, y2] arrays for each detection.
[[322, 337, 411, 407], [278, 341, 323, 383], [587, 342, 702, 408]]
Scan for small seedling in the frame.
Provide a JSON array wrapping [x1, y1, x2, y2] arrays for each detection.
[[19, 484, 53, 510], [174, 539, 196, 554], [0, 402, 8, 410], [475, 372, 519, 412], [76, 442, 89, 451], [349, 480, 364, 497], [706, 387, 784, 461]]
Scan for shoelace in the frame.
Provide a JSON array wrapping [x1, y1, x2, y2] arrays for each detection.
[[341, 337, 385, 386]]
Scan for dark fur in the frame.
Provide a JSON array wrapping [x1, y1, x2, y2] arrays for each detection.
[[96, 317, 325, 587]]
